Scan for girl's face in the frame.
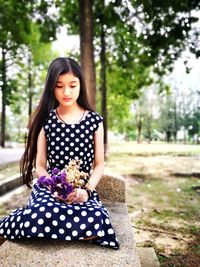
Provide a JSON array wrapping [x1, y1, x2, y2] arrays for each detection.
[[54, 72, 80, 107]]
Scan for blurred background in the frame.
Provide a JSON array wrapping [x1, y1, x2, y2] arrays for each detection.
[[0, 0, 200, 147], [0, 1, 200, 266]]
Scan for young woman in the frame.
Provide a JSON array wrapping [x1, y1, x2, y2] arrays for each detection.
[[0, 57, 119, 249]]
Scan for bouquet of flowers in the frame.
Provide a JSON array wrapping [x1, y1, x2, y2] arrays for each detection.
[[37, 159, 89, 201]]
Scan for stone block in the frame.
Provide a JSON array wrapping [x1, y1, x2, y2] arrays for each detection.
[[0, 202, 141, 267], [96, 173, 125, 203]]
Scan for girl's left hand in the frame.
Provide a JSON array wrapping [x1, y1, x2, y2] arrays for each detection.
[[67, 188, 88, 204]]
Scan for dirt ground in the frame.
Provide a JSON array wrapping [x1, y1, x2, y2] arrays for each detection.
[[122, 156, 200, 267]]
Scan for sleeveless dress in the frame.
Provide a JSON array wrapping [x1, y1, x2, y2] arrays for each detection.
[[0, 109, 119, 250]]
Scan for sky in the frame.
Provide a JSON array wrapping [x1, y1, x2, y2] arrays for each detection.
[[52, 27, 79, 56]]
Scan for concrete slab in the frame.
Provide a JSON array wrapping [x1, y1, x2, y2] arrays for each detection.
[[0, 202, 141, 267], [137, 247, 160, 267]]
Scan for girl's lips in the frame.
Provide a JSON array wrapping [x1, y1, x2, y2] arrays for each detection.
[[63, 98, 72, 102]]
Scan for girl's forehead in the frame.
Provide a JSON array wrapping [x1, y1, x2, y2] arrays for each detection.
[[57, 72, 79, 83]]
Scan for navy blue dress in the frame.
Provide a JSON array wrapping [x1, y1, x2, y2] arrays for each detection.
[[0, 109, 119, 250]]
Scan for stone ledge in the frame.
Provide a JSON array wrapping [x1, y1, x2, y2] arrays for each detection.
[[137, 247, 160, 267], [97, 172, 126, 203], [0, 174, 21, 196], [0, 202, 141, 267]]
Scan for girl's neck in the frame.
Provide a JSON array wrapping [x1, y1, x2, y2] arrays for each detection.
[[57, 102, 83, 115]]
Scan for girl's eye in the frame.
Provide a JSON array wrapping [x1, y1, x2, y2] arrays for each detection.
[[56, 85, 63, 88], [70, 86, 76, 88]]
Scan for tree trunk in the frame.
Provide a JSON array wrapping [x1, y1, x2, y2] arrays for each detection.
[[100, 25, 108, 154], [136, 114, 142, 143], [79, 0, 96, 110], [1, 48, 7, 147], [28, 49, 33, 117]]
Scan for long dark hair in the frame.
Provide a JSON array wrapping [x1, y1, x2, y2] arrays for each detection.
[[20, 57, 93, 188]]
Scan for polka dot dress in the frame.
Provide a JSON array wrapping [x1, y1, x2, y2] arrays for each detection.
[[0, 109, 119, 250]]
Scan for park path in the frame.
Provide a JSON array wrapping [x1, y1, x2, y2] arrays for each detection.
[[0, 148, 24, 166]]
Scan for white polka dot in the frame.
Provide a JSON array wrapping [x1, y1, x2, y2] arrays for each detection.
[[45, 212, 52, 218], [97, 231, 103, 237], [80, 224, 86, 230], [52, 234, 57, 239], [39, 206, 45, 212], [81, 211, 87, 216], [88, 217, 94, 223], [74, 206, 80, 210], [60, 215, 66, 221], [88, 207, 94, 211], [38, 219, 44, 225], [15, 229, 19, 235], [65, 236, 71, 240], [51, 220, 57, 227], [105, 218, 110, 224], [110, 242, 115, 246], [45, 226, 50, 232], [7, 229, 11, 235], [95, 211, 101, 216], [0, 229, 4, 234], [74, 216, 80, 223], [108, 228, 114, 234], [59, 229, 65, 234], [25, 209, 32, 214], [47, 203, 53, 206], [66, 222, 72, 228], [72, 230, 78, 236], [24, 221, 30, 228], [94, 224, 100, 230], [31, 227, 37, 233], [86, 231, 92, 236], [38, 233, 44, 237], [16, 216, 21, 222], [67, 209, 73, 215], [31, 213, 38, 219]]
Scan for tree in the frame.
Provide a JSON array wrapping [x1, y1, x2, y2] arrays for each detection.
[[0, 0, 32, 147], [0, 0, 59, 147], [79, 0, 96, 110]]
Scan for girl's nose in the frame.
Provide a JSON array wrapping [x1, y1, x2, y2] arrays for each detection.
[[64, 87, 70, 95]]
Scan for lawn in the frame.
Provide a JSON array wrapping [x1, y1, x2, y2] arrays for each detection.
[[106, 142, 200, 267]]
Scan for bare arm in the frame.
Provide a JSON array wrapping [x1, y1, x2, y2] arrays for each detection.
[[86, 122, 104, 191], [35, 128, 50, 178]]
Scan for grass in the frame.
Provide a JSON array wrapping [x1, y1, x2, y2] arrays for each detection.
[[106, 142, 200, 267]]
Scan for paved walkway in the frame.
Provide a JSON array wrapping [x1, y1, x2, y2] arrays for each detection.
[[0, 148, 24, 166]]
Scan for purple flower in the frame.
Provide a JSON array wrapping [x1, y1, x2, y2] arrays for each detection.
[[37, 168, 74, 201]]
